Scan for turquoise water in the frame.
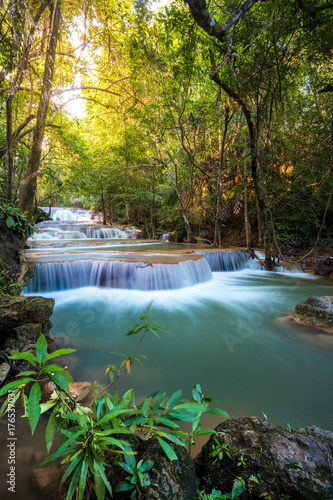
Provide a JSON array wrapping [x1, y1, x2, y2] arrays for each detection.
[[29, 269, 333, 432]]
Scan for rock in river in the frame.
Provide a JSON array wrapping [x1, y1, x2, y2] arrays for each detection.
[[194, 417, 333, 499]]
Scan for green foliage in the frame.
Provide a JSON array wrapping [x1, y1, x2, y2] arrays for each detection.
[[0, 316, 229, 500], [210, 438, 231, 461], [0, 267, 24, 296], [0, 204, 35, 239]]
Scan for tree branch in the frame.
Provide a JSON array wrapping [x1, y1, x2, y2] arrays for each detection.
[[184, 0, 260, 43]]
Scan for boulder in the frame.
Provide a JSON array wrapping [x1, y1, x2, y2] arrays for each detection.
[[42, 380, 93, 404], [108, 437, 197, 499], [30, 466, 61, 500], [134, 438, 198, 499], [194, 417, 333, 499], [294, 296, 333, 329], [0, 295, 54, 349]]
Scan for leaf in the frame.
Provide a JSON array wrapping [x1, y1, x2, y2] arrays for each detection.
[[93, 459, 112, 497], [66, 465, 80, 500], [43, 349, 77, 363], [156, 437, 178, 461], [151, 391, 166, 415], [45, 407, 58, 453], [166, 390, 182, 408], [173, 402, 202, 413], [53, 430, 85, 462], [169, 410, 197, 422], [118, 462, 134, 475], [153, 416, 179, 429], [114, 481, 134, 492], [60, 454, 82, 485], [9, 352, 38, 366], [49, 372, 70, 392], [157, 431, 185, 448], [94, 473, 105, 500], [206, 408, 230, 418], [6, 216, 15, 229], [140, 460, 153, 472], [36, 334, 48, 364], [27, 382, 41, 434], [231, 477, 246, 499], [78, 459, 88, 500]]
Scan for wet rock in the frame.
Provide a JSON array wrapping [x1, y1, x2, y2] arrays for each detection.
[[133, 437, 198, 499], [294, 296, 333, 329], [0, 295, 54, 349], [42, 380, 93, 404], [30, 466, 61, 500], [0, 362, 10, 383], [194, 417, 333, 500]]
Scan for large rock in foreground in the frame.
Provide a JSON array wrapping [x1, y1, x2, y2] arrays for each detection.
[[194, 417, 333, 499], [294, 296, 333, 330], [0, 295, 55, 349]]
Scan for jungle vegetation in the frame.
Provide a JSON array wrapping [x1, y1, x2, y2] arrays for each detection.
[[0, 0, 332, 266]]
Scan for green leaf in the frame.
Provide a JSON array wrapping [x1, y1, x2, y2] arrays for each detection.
[[118, 462, 134, 475], [157, 431, 185, 448], [140, 460, 153, 473], [114, 481, 134, 492], [36, 334, 48, 363], [78, 459, 88, 500], [206, 408, 229, 418], [156, 437, 178, 461], [153, 416, 179, 429], [53, 430, 85, 462], [166, 390, 182, 408], [49, 372, 70, 392], [9, 352, 38, 366], [66, 465, 80, 500], [151, 391, 166, 415], [27, 382, 41, 434], [6, 216, 15, 229], [43, 348, 77, 363], [173, 402, 202, 413], [45, 407, 58, 453], [94, 473, 106, 500], [231, 477, 246, 499], [169, 410, 198, 422], [60, 454, 82, 485], [94, 459, 112, 497]]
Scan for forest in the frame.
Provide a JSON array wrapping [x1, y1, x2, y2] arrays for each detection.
[[0, 1, 333, 500], [1, 0, 332, 263]]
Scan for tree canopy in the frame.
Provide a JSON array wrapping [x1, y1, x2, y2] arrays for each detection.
[[0, 0, 332, 253]]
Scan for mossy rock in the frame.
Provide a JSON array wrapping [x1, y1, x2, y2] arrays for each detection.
[[194, 417, 333, 499], [294, 296, 333, 328]]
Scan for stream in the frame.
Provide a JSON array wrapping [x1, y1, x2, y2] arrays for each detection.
[[1, 207, 333, 499]]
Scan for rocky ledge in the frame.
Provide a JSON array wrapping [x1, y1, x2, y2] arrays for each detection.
[[0, 295, 55, 350], [194, 416, 333, 499]]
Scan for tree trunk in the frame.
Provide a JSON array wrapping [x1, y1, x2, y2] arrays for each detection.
[[243, 144, 251, 247], [18, 0, 61, 219], [6, 96, 14, 203], [101, 192, 106, 225]]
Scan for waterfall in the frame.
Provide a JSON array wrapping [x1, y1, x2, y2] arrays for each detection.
[[26, 257, 213, 292], [194, 249, 249, 271], [92, 227, 128, 239]]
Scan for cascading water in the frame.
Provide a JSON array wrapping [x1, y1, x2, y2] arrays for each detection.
[[21, 214, 333, 439], [29, 207, 131, 242], [26, 257, 212, 292]]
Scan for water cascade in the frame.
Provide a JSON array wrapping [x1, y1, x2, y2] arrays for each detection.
[[26, 257, 212, 292], [21, 208, 333, 436], [29, 207, 131, 242], [194, 249, 249, 271]]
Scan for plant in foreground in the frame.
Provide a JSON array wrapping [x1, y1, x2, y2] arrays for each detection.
[[0, 313, 229, 500]]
